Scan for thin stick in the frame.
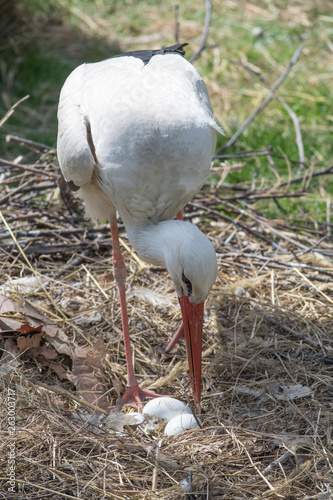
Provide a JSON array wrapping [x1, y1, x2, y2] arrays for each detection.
[[6, 134, 54, 152], [82, 264, 110, 300], [0, 156, 58, 178], [243, 446, 277, 493], [267, 164, 333, 190], [233, 60, 305, 171], [271, 270, 275, 306], [0, 179, 33, 204], [213, 148, 272, 160], [218, 44, 305, 152], [0, 210, 67, 319], [119, 236, 147, 269], [11, 481, 83, 500], [190, 0, 212, 63], [174, 4, 180, 44], [262, 450, 293, 477], [294, 268, 333, 305], [0, 95, 30, 128], [224, 201, 309, 250], [36, 381, 109, 415]]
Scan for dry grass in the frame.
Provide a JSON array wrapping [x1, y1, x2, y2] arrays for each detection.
[[0, 142, 332, 499]]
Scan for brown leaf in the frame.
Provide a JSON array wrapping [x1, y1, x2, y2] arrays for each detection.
[[37, 344, 58, 360], [0, 295, 72, 356], [72, 338, 112, 410], [18, 323, 43, 335], [17, 332, 43, 353], [86, 334, 107, 369]]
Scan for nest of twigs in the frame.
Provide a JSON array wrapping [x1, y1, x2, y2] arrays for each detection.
[[1, 135, 333, 499]]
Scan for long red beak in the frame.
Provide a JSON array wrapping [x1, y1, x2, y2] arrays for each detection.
[[179, 295, 204, 407]]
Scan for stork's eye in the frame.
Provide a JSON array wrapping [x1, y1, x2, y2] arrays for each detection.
[[182, 270, 192, 297]]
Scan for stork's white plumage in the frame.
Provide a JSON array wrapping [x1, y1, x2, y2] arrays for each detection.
[[57, 44, 223, 408]]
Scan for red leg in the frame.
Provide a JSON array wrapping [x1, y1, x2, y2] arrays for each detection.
[[110, 216, 161, 407], [164, 322, 184, 353], [176, 209, 183, 220], [164, 209, 185, 352]]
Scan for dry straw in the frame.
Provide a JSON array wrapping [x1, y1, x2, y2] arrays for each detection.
[[0, 132, 332, 498]]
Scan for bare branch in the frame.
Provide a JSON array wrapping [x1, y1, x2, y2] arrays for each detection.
[[218, 44, 305, 152], [213, 148, 272, 160], [6, 134, 54, 152], [174, 4, 180, 44], [267, 164, 333, 190], [0, 157, 58, 178], [234, 59, 305, 172], [0, 95, 30, 128], [190, 0, 212, 63]]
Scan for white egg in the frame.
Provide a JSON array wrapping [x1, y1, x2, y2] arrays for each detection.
[[164, 413, 201, 436], [143, 397, 192, 422]]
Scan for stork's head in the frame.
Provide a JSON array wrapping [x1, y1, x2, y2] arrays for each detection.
[[167, 223, 217, 304], [164, 222, 217, 406]]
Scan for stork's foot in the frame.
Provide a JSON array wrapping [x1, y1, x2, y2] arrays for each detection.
[[164, 322, 184, 353], [122, 383, 164, 409]]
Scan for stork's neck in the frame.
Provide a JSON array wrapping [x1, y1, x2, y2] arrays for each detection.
[[124, 218, 218, 304], [124, 220, 182, 268]]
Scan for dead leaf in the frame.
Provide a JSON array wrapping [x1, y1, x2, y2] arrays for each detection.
[[17, 323, 43, 335], [17, 333, 43, 353], [0, 339, 21, 373], [0, 295, 72, 356], [86, 334, 107, 369], [72, 338, 112, 410], [0, 317, 20, 333], [37, 344, 58, 360], [72, 407, 145, 433], [267, 382, 313, 400]]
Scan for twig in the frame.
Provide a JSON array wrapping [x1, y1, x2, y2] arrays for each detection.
[[6, 134, 54, 152], [1, 241, 112, 255], [82, 264, 110, 300], [223, 192, 305, 202], [174, 5, 180, 44], [0, 95, 30, 128], [0, 226, 109, 241], [0, 157, 58, 178], [233, 60, 305, 171], [261, 450, 293, 476], [0, 211, 70, 320], [239, 252, 333, 279], [294, 267, 333, 305], [267, 164, 333, 190], [243, 444, 277, 493], [190, 0, 212, 63], [0, 179, 33, 204], [213, 148, 272, 160], [218, 44, 305, 152], [223, 201, 309, 250], [36, 381, 109, 415], [265, 315, 321, 347], [189, 200, 273, 244]]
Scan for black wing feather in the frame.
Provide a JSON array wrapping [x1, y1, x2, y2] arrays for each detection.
[[106, 43, 188, 65]]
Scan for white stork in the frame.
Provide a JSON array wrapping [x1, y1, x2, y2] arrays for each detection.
[[57, 43, 223, 407]]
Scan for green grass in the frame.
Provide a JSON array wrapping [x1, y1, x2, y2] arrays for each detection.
[[0, 0, 332, 221]]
